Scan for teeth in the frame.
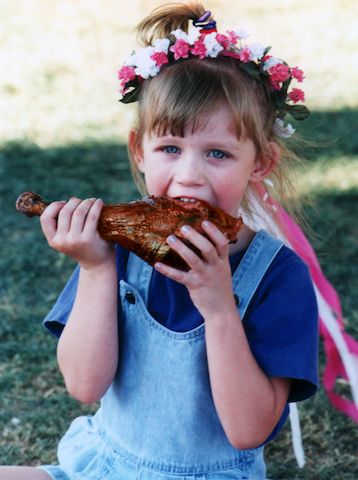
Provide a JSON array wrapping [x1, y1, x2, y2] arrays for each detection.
[[178, 197, 197, 203]]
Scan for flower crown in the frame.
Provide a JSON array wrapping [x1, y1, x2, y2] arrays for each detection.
[[118, 11, 310, 138]]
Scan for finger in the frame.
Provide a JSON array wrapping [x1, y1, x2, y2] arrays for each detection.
[[166, 233, 204, 270], [68, 198, 97, 236], [177, 223, 229, 264], [154, 261, 189, 285], [40, 200, 67, 241], [56, 197, 83, 235], [200, 220, 230, 257], [82, 198, 103, 237]]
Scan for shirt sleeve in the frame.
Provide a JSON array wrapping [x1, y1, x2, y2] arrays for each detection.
[[43, 245, 130, 338], [243, 248, 319, 403], [43, 266, 80, 338]]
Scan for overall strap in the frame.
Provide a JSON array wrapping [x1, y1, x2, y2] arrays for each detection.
[[125, 252, 153, 305], [232, 230, 284, 320]]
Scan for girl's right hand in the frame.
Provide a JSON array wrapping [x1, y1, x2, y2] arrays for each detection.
[[40, 197, 116, 271]]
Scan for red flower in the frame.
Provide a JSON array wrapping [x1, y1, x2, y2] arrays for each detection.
[[291, 67, 305, 83], [118, 66, 136, 84], [150, 51, 169, 67], [288, 88, 305, 103], [239, 46, 251, 63], [215, 33, 229, 49], [170, 39, 190, 60], [269, 63, 290, 84], [191, 39, 207, 59], [226, 30, 239, 45]]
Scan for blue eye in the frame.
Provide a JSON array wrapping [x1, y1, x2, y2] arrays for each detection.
[[163, 146, 179, 154], [209, 150, 227, 159]]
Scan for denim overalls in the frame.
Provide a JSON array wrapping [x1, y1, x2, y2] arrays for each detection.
[[39, 230, 283, 480]]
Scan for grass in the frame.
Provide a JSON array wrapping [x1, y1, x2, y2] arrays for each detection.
[[1, 0, 358, 477]]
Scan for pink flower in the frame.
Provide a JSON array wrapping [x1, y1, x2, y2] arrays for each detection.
[[268, 63, 290, 84], [226, 30, 239, 45], [215, 33, 229, 49], [191, 39, 207, 59], [239, 46, 251, 63], [291, 67, 305, 83], [170, 39, 190, 60], [150, 51, 169, 67], [118, 66, 136, 84], [287, 88, 305, 103]]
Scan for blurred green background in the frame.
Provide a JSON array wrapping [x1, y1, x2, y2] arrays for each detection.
[[1, 0, 358, 478]]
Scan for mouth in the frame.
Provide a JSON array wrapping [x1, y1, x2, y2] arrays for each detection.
[[171, 197, 216, 213], [175, 197, 198, 203]]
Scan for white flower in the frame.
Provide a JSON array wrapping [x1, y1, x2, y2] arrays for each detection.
[[249, 43, 265, 60], [235, 28, 249, 40], [187, 26, 201, 45], [170, 27, 200, 45], [204, 32, 224, 58], [171, 29, 188, 41], [154, 38, 170, 53], [263, 56, 281, 71], [134, 46, 159, 79], [273, 118, 295, 138], [124, 53, 138, 67]]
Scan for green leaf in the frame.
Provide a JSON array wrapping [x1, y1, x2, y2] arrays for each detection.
[[272, 88, 288, 109], [283, 104, 310, 120], [239, 61, 264, 81], [281, 76, 292, 91], [119, 78, 142, 104], [119, 87, 140, 104], [263, 46, 272, 57]]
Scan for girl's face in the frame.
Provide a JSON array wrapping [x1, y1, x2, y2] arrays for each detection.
[[133, 107, 271, 218]]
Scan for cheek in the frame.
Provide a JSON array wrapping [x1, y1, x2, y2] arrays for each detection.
[[143, 169, 168, 196], [214, 176, 248, 214]]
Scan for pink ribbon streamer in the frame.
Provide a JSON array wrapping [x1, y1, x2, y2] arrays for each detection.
[[254, 183, 358, 422]]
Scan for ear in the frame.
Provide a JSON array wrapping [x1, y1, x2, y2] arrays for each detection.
[[249, 141, 281, 183], [128, 128, 145, 173]]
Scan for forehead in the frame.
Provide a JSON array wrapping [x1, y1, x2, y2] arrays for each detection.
[[146, 106, 247, 141]]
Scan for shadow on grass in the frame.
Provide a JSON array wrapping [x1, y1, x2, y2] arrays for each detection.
[[292, 107, 358, 162], [0, 140, 140, 210]]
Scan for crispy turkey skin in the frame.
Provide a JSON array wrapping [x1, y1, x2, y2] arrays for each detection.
[[16, 191, 243, 271]]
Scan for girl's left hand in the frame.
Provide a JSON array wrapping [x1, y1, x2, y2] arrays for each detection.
[[154, 221, 236, 318]]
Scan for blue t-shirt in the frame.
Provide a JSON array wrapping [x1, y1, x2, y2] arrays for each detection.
[[43, 241, 318, 444]]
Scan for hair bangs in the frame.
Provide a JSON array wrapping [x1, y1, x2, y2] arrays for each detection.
[[137, 57, 253, 139]]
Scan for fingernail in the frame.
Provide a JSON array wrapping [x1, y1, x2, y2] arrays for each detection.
[[181, 225, 190, 233], [168, 235, 176, 243], [202, 220, 210, 227], [155, 262, 163, 269]]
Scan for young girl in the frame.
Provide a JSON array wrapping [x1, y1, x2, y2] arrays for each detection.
[[1, 2, 319, 479]]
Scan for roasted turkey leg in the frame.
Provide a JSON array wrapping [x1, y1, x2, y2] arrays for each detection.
[[16, 191, 243, 271]]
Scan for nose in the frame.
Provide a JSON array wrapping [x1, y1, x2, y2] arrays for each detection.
[[175, 156, 205, 187]]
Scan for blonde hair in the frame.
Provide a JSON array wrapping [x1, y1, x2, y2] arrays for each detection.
[[128, 1, 305, 224]]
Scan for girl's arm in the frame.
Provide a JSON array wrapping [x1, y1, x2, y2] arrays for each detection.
[[40, 198, 118, 404], [204, 304, 291, 450], [154, 221, 291, 450]]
